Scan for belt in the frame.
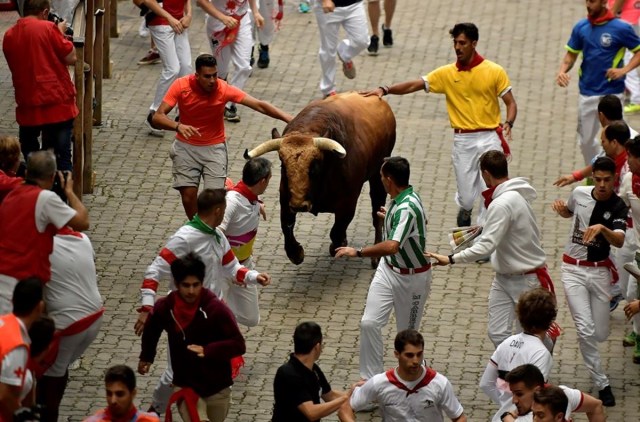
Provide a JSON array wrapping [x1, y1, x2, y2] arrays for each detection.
[[562, 254, 610, 268], [386, 262, 431, 275], [453, 127, 497, 134]]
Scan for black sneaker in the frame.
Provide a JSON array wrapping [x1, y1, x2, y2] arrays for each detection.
[[598, 386, 616, 407], [258, 44, 270, 69], [224, 105, 241, 123], [368, 35, 379, 56], [456, 208, 472, 227], [610, 293, 624, 312], [382, 25, 393, 47]]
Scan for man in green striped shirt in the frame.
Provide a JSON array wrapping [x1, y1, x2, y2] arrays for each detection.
[[336, 156, 432, 382]]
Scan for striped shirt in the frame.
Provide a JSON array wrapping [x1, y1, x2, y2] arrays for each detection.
[[384, 186, 429, 269]]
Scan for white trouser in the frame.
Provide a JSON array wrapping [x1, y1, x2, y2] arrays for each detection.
[[44, 316, 103, 377], [576, 93, 624, 166], [452, 131, 502, 225], [0, 274, 18, 315], [562, 263, 611, 390], [625, 47, 640, 105], [312, 0, 369, 96], [220, 257, 260, 327], [487, 272, 544, 347], [148, 25, 193, 111], [359, 262, 432, 379], [612, 229, 637, 321], [626, 257, 640, 334], [151, 347, 174, 414], [250, 0, 277, 46], [208, 14, 253, 108]]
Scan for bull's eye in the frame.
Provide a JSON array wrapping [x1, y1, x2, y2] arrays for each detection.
[[309, 159, 321, 177]]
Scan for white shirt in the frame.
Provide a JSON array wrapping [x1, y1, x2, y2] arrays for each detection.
[[454, 178, 546, 273], [350, 366, 464, 422], [35, 190, 77, 233], [480, 333, 553, 422], [619, 172, 640, 250], [219, 190, 260, 262], [46, 231, 103, 330]]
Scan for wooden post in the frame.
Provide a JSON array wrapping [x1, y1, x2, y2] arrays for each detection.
[[103, 0, 111, 78], [72, 42, 85, 199], [93, 3, 104, 126], [85, 0, 95, 73], [109, 0, 118, 38]]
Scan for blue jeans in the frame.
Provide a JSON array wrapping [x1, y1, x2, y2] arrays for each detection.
[[19, 119, 74, 171]]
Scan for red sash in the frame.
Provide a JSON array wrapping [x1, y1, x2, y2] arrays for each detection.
[[165, 387, 200, 422]]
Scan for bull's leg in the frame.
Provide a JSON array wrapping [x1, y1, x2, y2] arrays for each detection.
[[369, 175, 387, 268], [281, 207, 305, 265], [329, 202, 357, 257]]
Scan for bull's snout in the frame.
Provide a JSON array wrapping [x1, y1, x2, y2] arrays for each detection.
[[290, 201, 312, 213]]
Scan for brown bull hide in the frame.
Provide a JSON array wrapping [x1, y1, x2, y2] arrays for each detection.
[[278, 136, 323, 211]]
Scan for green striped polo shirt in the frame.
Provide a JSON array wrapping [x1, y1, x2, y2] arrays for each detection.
[[384, 186, 429, 269]]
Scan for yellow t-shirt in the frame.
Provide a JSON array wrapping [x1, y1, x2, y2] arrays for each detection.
[[425, 59, 511, 130]]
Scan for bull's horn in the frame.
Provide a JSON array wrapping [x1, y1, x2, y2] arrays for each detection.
[[313, 138, 347, 158], [244, 138, 283, 159]]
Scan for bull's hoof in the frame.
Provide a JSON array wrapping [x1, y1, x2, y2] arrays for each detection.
[[286, 244, 305, 265], [370, 257, 379, 269], [329, 240, 348, 257]]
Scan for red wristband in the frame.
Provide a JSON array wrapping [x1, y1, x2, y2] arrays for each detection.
[[572, 170, 584, 181], [137, 305, 153, 313]]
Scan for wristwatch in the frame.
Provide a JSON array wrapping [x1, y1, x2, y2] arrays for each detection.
[[356, 247, 364, 258], [504, 120, 514, 128], [500, 411, 513, 421]]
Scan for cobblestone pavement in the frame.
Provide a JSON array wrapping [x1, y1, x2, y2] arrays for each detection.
[[2, 0, 640, 420]]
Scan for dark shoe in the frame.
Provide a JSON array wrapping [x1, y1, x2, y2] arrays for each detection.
[[623, 331, 637, 347], [598, 386, 615, 407], [368, 35, 379, 56], [138, 49, 161, 65], [382, 25, 393, 47], [258, 44, 270, 68], [610, 293, 624, 312], [224, 105, 241, 123], [456, 208, 472, 227], [249, 45, 255, 67]]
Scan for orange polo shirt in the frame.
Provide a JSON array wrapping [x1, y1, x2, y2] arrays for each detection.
[[163, 75, 247, 146]]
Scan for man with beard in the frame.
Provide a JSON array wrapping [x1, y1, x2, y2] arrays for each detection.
[[363, 22, 517, 227]]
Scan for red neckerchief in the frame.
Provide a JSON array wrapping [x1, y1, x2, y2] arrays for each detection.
[[482, 185, 498, 208], [173, 292, 200, 332], [632, 174, 640, 197], [588, 9, 615, 25], [385, 367, 437, 397], [455, 53, 484, 72], [104, 405, 138, 422], [232, 181, 259, 204], [614, 150, 628, 190], [56, 226, 83, 238]]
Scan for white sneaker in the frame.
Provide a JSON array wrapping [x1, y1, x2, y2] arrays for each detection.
[[139, 18, 149, 38], [145, 112, 164, 137]]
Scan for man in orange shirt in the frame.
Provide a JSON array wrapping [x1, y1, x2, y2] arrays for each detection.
[[0, 278, 45, 421], [152, 53, 293, 219]]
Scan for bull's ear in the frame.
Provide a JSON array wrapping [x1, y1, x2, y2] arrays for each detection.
[[271, 128, 281, 139]]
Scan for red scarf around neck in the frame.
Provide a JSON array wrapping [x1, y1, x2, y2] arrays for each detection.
[[455, 53, 484, 72], [385, 367, 437, 397], [173, 292, 200, 332], [482, 185, 498, 208], [614, 150, 628, 190], [588, 9, 615, 25], [232, 181, 259, 203]]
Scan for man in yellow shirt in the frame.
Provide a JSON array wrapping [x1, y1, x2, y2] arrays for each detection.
[[363, 22, 517, 227]]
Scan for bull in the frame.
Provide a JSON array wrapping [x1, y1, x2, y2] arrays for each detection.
[[244, 92, 396, 267]]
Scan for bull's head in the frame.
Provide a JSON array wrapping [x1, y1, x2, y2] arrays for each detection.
[[244, 135, 346, 212]]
